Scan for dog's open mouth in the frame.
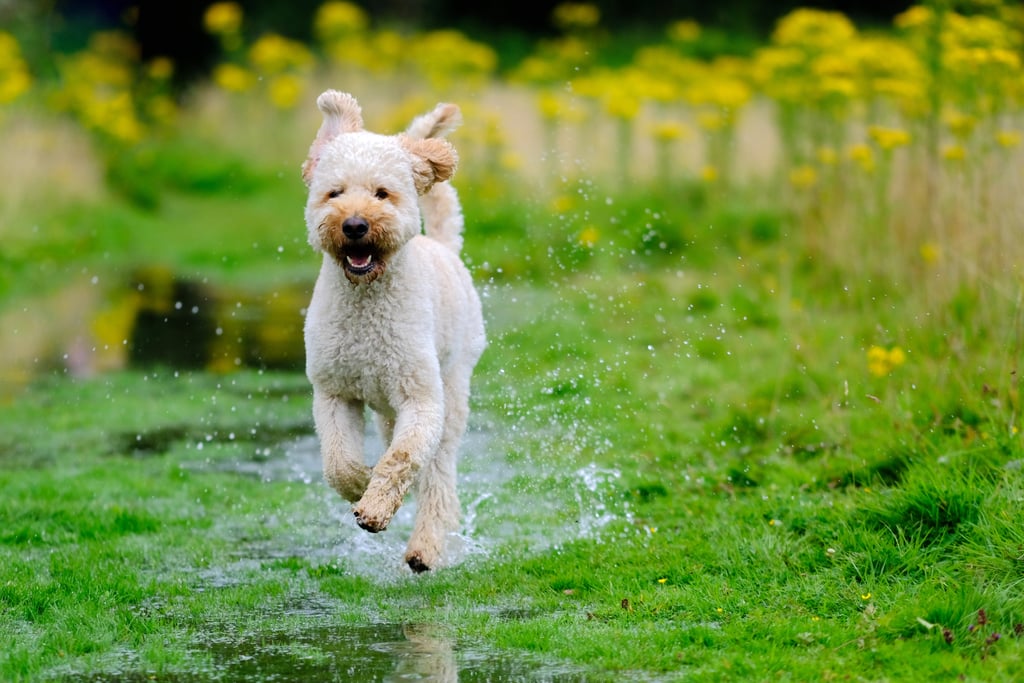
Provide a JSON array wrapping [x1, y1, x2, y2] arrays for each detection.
[[345, 251, 375, 274], [335, 245, 385, 282]]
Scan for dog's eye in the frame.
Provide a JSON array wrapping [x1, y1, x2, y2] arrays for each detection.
[[327, 188, 344, 199], [374, 188, 389, 200]]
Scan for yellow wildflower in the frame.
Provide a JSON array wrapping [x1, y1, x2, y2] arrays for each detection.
[[942, 144, 967, 162], [867, 345, 906, 377], [204, 2, 243, 35], [894, 6, 932, 30], [553, 3, 601, 31], [267, 73, 304, 109], [668, 19, 701, 43], [701, 165, 719, 183], [314, 1, 369, 43], [0, 33, 32, 103], [816, 146, 838, 165], [550, 194, 575, 214], [996, 130, 1021, 149], [788, 164, 818, 189], [696, 110, 724, 132], [213, 63, 256, 92], [848, 143, 874, 172], [772, 8, 857, 52], [945, 112, 976, 140], [920, 242, 941, 265], [248, 33, 313, 75], [578, 226, 600, 247], [651, 121, 689, 142], [868, 125, 911, 151], [145, 56, 173, 81], [603, 91, 640, 120]]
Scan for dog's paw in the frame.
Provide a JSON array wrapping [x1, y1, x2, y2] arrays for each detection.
[[405, 551, 432, 573], [352, 507, 388, 533], [352, 493, 400, 533]]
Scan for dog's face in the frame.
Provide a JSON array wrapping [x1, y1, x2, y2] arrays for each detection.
[[302, 91, 457, 284]]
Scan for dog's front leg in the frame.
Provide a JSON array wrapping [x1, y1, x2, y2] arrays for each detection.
[[313, 390, 371, 503], [353, 381, 443, 534]]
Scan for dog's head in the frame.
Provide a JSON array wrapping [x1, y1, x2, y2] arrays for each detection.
[[302, 90, 458, 284]]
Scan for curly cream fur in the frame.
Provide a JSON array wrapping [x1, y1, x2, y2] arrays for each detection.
[[301, 91, 485, 572]]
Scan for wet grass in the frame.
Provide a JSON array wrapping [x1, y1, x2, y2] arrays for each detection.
[[3, 141, 1024, 679], [3, 258, 1024, 680]]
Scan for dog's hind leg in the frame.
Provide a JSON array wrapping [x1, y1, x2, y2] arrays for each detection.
[[404, 368, 471, 572], [313, 391, 372, 503]]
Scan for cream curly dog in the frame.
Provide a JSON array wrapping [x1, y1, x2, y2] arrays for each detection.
[[301, 90, 486, 572]]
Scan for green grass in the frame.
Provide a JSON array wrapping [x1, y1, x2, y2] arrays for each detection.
[[2, 132, 1024, 681]]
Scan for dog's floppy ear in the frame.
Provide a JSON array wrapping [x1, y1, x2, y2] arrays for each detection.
[[301, 90, 364, 186], [405, 103, 462, 140], [401, 136, 458, 195]]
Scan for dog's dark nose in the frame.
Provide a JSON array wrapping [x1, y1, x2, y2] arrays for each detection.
[[342, 216, 369, 239]]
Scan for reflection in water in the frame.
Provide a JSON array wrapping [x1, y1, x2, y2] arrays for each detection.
[[126, 267, 309, 373], [196, 621, 588, 683], [203, 622, 460, 682], [66, 622, 588, 682], [0, 267, 312, 398]]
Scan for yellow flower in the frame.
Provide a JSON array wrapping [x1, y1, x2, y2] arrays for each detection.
[[816, 146, 838, 165], [603, 91, 640, 120], [204, 2, 243, 35], [553, 3, 601, 31], [248, 33, 313, 76], [146, 56, 174, 80], [408, 30, 498, 89], [537, 91, 563, 120], [848, 143, 874, 172], [894, 6, 932, 30], [213, 63, 256, 92], [578, 226, 600, 247], [696, 110, 724, 132], [700, 165, 719, 183], [788, 164, 818, 189], [945, 112, 976, 140], [0, 32, 32, 103], [996, 130, 1021, 149], [942, 144, 967, 162], [657, 577, 668, 584], [0, 66, 30, 104], [867, 345, 906, 377], [267, 73, 303, 109], [651, 120, 689, 142], [772, 8, 857, 52], [668, 19, 701, 43], [868, 125, 911, 151], [550, 194, 575, 214], [920, 242, 941, 265], [314, 1, 369, 43]]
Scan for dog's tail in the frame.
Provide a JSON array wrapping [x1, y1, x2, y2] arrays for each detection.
[[407, 103, 465, 255]]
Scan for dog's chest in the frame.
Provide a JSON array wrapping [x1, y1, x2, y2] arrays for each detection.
[[305, 277, 434, 409]]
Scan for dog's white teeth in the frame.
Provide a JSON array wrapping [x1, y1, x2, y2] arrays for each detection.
[[346, 255, 373, 268]]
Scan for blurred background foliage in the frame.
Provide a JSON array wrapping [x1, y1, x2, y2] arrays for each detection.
[[0, 0, 1021, 394]]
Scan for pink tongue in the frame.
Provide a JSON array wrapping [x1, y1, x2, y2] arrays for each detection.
[[348, 255, 371, 268]]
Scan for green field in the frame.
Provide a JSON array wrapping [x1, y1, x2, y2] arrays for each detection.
[[3, 3, 1024, 681]]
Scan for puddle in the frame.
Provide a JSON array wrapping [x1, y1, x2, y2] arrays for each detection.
[[61, 622, 590, 682], [90, 422, 632, 681]]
